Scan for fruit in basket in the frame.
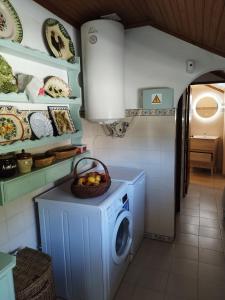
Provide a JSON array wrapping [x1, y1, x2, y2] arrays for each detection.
[[87, 176, 96, 184], [78, 177, 86, 185], [77, 172, 105, 186]]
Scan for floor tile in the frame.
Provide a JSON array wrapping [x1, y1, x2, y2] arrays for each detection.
[[181, 201, 199, 210], [114, 282, 135, 300], [176, 223, 199, 235], [200, 210, 218, 220], [199, 226, 221, 239], [200, 217, 219, 229], [170, 258, 198, 278], [199, 279, 225, 300], [199, 236, 224, 252], [165, 294, 197, 300], [200, 203, 217, 212], [178, 215, 199, 226], [136, 267, 168, 292], [132, 286, 164, 300], [147, 253, 172, 271], [116, 177, 225, 300], [175, 233, 198, 247], [180, 208, 200, 217], [123, 261, 141, 285], [145, 240, 174, 257], [166, 273, 197, 299], [199, 248, 225, 266], [173, 244, 198, 261], [198, 263, 225, 284]]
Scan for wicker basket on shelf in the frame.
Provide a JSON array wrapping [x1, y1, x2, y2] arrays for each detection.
[[71, 157, 111, 198], [13, 247, 56, 300]]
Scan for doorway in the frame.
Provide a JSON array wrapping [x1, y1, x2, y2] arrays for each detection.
[[176, 71, 225, 212]]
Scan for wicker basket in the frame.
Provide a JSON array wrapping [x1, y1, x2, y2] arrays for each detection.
[[71, 157, 111, 198], [33, 154, 55, 168], [13, 247, 56, 300], [47, 145, 79, 160]]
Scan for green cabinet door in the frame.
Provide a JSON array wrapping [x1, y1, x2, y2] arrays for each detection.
[[0, 253, 16, 300]]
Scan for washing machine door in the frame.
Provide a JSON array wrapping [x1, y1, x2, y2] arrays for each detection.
[[112, 210, 132, 265]]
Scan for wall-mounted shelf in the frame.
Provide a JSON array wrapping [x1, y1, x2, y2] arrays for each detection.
[[31, 96, 80, 105], [0, 92, 28, 102], [0, 151, 90, 206], [0, 39, 79, 71], [0, 39, 81, 98], [0, 40, 85, 205], [0, 131, 82, 154], [0, 93, 79, 105], [0, 98, 82, 154]]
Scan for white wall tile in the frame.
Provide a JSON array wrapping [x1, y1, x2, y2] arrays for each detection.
[[24, 225, 38, 249], [0, 221, 8, 245], [4, 198, 25, 219], [0, 206, 5, 223], [82, 116, 176, 238], [7, 213, 27, 240]]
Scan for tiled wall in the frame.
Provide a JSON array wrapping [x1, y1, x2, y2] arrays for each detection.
[[82, 114, 176, 238], [0, 183, 56, 252]]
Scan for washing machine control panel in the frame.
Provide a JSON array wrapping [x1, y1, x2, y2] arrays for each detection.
[[107, 193, 129, 222]]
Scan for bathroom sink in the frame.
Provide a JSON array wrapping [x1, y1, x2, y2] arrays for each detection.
[[191, 135, 219, 140]]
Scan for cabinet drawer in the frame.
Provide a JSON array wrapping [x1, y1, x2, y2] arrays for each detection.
[[190, 139, 217, 152], [190, 152, 212, 163]]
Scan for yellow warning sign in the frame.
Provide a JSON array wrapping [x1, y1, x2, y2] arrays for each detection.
[[152, 94, 162, 104]]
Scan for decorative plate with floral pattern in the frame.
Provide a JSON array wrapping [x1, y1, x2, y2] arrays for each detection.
[[44, 18, 75, 63], [0, 0, 23, 43], [0, 106, 31, 144]]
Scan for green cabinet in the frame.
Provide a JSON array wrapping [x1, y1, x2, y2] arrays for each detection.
[[0, 252, 16, 300], [0, 152, 90, 206]]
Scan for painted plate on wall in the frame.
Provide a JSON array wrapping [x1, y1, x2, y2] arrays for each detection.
[[29, 112, 53, 139], [0, 106, 31, 144], [48, 106, 76, 135], [44, 18, 75, 63], [44, 76, 71, 98], [0, 0, 23, 43]]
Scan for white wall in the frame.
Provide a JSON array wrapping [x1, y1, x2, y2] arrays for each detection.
[[2, 7, 225, 249], [190, 85, 224, 172], [0, 0, 79, 252], [124, 26, 225, 108], [82, 26, 225, 239]]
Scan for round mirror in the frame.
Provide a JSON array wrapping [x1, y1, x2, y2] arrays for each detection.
[[195, 96, 218, 118]]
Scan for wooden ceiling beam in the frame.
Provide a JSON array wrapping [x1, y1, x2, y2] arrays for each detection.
[[205, 84, 224, 93]]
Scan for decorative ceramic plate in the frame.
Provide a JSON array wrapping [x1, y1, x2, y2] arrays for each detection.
[[0, 106, 31, 144], [44, 76, 71, 98], [29, 112, 54, 139], [44, 18, 75, 63], [48, 106, 76, 135], [0, 0, 23, 43]]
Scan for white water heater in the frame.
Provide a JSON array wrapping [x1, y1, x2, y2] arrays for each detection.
[[81, 20, 125, 123]]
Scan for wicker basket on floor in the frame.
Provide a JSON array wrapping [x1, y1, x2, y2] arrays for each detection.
[[13, 247, 56, 300]]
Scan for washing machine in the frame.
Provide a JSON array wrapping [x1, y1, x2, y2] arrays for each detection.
[[35, 179, 132, 300], [107, 166, 145, 256]]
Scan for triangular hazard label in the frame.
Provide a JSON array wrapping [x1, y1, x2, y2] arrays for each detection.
[[152, 94, 161, 104]]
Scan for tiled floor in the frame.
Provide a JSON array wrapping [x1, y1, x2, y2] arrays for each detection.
[[114, 172, 225, 300]]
